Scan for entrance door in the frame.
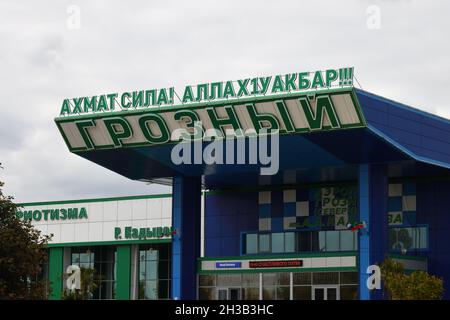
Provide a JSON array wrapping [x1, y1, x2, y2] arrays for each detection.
[[228, 288, 240, 300], [217, 288, 241, 300], [312, 286, 339, 300], [217, 288, 228, 300]]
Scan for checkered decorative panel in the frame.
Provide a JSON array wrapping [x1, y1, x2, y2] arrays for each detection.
[[388, 182, 416, 226], [258, 186, 358, 232]]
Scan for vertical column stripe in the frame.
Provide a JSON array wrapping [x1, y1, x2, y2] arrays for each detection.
[[116, 244, 131, 300], [48, 247, 63, 300], [358, 164, 370, 300], [171, 176, 201, 299]]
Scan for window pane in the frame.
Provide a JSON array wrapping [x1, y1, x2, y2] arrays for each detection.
[[340, 272, 358, 284], [340, 285, 358, 300], [312, 272, 339, 285], [80, 262, 91, 269], [285, 232, 295, 252], [293, 272, 311, 285], [272, 233, 285, 253], [298, 232, 312, 252], [340, 230, 354, 251], [293, 286, 311, 300], [327, 287, 337, 300], [262, 273, 277, 286], [246, 234, 258, 254], [398, 228, 414, 250], [242, 288, 259, 300], [146, 260, 158, 280], [388, 228, 398, 250], [277, 273, 290, 286], [326, 231, 339, 251], [389, 227, 428, 251], [139, 251, 146, 261], [71, 253, 80, 264], [314, 287, 325, 300], [199, 275, 216, 287], [259, 234, 271, 253], [418, 227, 427, 249], [139, 261, 146, 281], [138, 280, 146, 299], [217, 289, 227, 300], [146, 249, 158, 261], [313, 231, 326, 251], [158, 246, 170, 260], [98, 262, 114, 280], [198, 288, 215, 300], [144, 280, 157, 299], [262, 287, 276, 300], [242, 274, 259, 287], [276, 286, 290, 300], [80, 253, 90, 263], [217, 274, 241, 287], [158, 260, 169, 279], [158, 280, 169, 299]]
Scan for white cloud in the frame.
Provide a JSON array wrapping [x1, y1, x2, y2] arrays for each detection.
[[1, 0, 450, 201]]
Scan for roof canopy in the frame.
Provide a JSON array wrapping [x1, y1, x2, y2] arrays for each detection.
[[55, 88, 450, 189]]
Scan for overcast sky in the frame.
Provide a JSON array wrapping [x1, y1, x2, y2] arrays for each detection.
[[1, 0, 449, 202]]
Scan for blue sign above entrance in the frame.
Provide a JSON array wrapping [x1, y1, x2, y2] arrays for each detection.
[[215, 262, 242, 269]]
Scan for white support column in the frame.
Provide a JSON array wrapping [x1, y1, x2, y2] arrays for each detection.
[[129, 244, 139, 300], [259, 273, 263, 300]]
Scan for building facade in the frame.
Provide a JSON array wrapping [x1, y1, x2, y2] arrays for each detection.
[[39, 71, 450, 300], [21, 177, 445, 300], [18, 195, 173, 300]]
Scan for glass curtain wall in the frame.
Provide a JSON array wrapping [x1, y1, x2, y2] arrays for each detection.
[[138, 243, 171, 299], [198, 272, 358, 300], [244, 230, 358, 255], [70, 246, 116, 299]]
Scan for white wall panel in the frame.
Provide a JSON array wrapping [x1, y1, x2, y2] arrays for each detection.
[[340, 256, 357, 267], [161, 198, 172, 219], [74, 223, 89, 242], [47, 224, 61, 243], [88, 222, 103, 242], [147, 198, 162, 220], [131, 200, 147, 220], [22, 196, 172, 245], [161, 218, 171, 228], [88, 202, 104, 222], [103, 201, 118, 221], [35, 224, 48, 235], [311, 257, 327, 268], [60, 224, 75, 242], [102, 221, 117, 240], [117, 201, 133, 221]]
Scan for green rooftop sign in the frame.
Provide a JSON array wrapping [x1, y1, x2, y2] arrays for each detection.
[[16, 207, 88, 222], [58, 67, 354, 116], [55, 68, 365, 153], [56, 89, 365, 152]]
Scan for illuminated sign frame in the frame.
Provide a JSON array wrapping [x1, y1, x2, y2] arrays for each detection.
[[58, 67, 355, 117], [55, 88, 366, 153], [249, 260, 303, 268], [215, 262, 242, 269]]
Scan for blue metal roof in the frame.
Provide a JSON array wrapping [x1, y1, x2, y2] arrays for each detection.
[[73, 89, 450, 188], [356, 89, 450, 169]]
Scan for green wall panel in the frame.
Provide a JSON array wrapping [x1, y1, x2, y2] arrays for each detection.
[[48, 247, 63, 300], [116, 245, 131, 300]]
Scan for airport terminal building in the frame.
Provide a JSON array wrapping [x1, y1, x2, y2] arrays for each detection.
[[20, 69, 450, 300]]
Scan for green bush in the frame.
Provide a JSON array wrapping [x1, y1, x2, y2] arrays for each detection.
[[380, 258, 443, 300], [62, 267, 99, 300]]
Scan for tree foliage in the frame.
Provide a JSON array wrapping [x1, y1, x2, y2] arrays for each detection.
[[380, 258, 443, 300], [61, 267, 100, 300], [0, 164, 52, 299]]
